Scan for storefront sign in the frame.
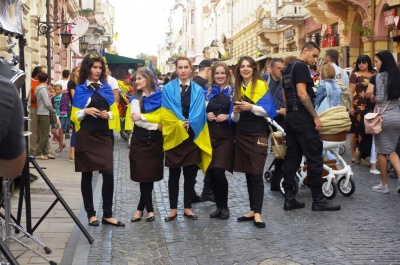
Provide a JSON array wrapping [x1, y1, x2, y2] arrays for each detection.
[[305, 18, 322, 34], [71, 16, 89, 38], [284, 29, 295, 42], [321, 27, 336, 48], [384, 9, 396, 27]]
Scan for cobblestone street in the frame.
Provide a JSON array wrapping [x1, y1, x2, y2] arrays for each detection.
[[63, 139, 400, 265]]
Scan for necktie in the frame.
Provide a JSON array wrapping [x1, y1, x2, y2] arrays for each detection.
[[181, 84, 188, 97], [90, 83, 101, 90]]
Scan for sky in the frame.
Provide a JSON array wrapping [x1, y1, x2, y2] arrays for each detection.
[[109, 0, 176, 58]]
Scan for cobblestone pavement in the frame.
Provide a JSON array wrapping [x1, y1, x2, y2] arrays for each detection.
[[68, 139, 400, 265]]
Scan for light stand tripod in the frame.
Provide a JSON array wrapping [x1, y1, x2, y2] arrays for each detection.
[[14, 36, 93, 244], [0, 178, 56, 265]]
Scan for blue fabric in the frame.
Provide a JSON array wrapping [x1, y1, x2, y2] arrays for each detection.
[[143, 90, 162, 113], [204, 85, 233, 101], [73, 82, 115, 109]]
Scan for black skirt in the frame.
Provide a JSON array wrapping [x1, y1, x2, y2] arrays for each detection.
[[234, 131, 268, 175], [75, 131, 113, 172], [165, 138, 200, 168]]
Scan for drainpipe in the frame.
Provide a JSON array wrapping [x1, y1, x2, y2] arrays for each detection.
[[371, 0, 375, 60]]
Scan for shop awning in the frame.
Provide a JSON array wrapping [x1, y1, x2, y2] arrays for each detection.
[[104, 53, 145, 66]]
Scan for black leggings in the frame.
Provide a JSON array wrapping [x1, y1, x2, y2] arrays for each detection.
[[137, 182, 154, 212], [245, 173, 264, 214], [168, 165, 197, 209], [209, 167, 228, 208], [81, 170, 114, 219]]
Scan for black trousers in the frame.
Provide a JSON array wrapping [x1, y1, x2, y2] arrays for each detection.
[[245, 173, 264, 214], [282, 112, 323, 190], [81, 170, 114, 219], [209, 168, 228, 208], [137, 182, 154, 212], [168, 165, 197, 209]]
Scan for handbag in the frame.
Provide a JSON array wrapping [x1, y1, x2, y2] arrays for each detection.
[[364, 101, 390, 134], [49, 112, 57, 124], [269, 126, 286, 159]]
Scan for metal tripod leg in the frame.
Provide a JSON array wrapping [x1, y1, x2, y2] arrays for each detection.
[[1, 178, 56, 264]]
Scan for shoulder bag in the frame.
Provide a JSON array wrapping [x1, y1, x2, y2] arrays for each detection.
[[363, 101, 390, 134]]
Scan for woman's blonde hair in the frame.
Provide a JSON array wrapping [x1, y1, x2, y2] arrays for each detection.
[[320, 64, 336, 80], [207, 62, 233, 95]]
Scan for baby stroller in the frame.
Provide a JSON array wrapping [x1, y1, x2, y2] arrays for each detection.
[[265, 117, 356, 200]]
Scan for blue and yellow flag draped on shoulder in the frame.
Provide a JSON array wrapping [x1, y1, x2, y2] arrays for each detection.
[[241, 79, 277, 119], [71, 82, 120, 132], [161, 79, 212, 173], [125, 90, 162, 130]]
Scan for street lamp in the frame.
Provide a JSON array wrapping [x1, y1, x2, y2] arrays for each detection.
[[80, 40, 89, 54], [60, 31, 73, 48]]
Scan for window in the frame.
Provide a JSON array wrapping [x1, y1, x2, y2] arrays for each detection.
[[191, 10, 194, 24]]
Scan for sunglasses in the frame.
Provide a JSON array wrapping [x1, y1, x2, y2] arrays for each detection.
[[358, 61, 368, 65]]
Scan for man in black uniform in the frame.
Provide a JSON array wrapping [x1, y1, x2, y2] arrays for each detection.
[[0, 75, 26, 179], [281, 42, 340, 211], [192, 59, 214, 202]]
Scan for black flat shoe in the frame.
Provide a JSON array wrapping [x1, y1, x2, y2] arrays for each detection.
[[146, 216, 155, 222], [237, 216, 254, 222], [88, 219, 99, 226], [184, 213, 198, 220], [254, 220, 266, 228], [130, 217, 142, 222], [102, 218, 125, 227], [209, 208, 221, 218], [219, 208, 230, 220], [164, 214, 177, 222]]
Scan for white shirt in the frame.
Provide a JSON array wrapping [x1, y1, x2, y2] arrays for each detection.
[[107, 75, 119, 90], [55, 79, 69, 92], [75, 80, 114, 121], [129, 92, 159, 130], [331, 63, 349, 85]]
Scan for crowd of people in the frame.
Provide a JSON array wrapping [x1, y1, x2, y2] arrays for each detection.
[[24, 41, 400, 230]]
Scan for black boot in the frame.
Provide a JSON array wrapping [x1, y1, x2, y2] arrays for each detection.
[[284, 188, 305, 211], [311, 186, 341, 211], [210, 207, 221, 218], [219, 207, 230, 220]]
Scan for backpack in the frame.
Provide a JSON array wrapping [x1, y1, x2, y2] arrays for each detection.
[[335, 68, 350, 111]]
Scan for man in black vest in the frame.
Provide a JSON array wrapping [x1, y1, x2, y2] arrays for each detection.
[[281, 42, 340, 212], [192, 59, 215, 203]]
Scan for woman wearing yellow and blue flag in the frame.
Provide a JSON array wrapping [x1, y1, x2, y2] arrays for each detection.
[[205, 62, 235, 220], [126, 68, 163, 223], [162, 57, 212, 222], [70, 54, 124, 228], [232, 56, 277, 228]]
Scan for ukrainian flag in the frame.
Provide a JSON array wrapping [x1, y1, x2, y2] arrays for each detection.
[[125, 90, 162, 130], [241, 80, 277, 119], [161, 79, 212, 173], [71, 82, 120, 132]]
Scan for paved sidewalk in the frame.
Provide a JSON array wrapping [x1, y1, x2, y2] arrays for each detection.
[[5, 137, 400, 264]]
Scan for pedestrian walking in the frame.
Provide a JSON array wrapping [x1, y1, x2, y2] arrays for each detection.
[[128, 68, 163, 223], [281, 41, 340, 212], [67, 66, 80, 162], [71, 54, 123, 227], [161, 57, 212, 222], [231, 56, 277, 228], [205, 62, 235, 220]]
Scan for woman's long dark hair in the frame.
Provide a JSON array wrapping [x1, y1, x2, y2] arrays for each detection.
[[78, 55, 107, 85], [355, 54, 373, 73], [233, 56, 263, 101], [376, 50, 400, 100]]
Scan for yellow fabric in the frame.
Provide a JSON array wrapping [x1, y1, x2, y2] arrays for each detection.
[[71, 103, 120, 133], [118, 80, 130, 93], [241, 80, 268, 103], [193, 122, 212, 173], [319, 106, 351, 134], [124, 106, 162, 131], [124, 104, 134, 130], [161, 107, 189, 151]]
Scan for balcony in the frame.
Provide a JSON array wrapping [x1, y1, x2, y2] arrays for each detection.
[[277, 1, 307, 26]]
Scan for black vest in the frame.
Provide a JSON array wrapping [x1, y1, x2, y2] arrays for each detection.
[[206, 93, 232, 131], [133, 103, 162, 142], [236, 95, 268, 134], [282, 60, 314, 112], [80, 93, 110, 135]]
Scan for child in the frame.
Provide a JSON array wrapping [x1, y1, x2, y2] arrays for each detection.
[[51, 84, 70, 152]]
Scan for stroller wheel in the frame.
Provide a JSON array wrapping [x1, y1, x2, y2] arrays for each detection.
[[338, 176, 356, 196], [322, 179, 337, 200], [279, 177, 298, 197], [264, 171, 271, 182], [339, 145, 346, 155]]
